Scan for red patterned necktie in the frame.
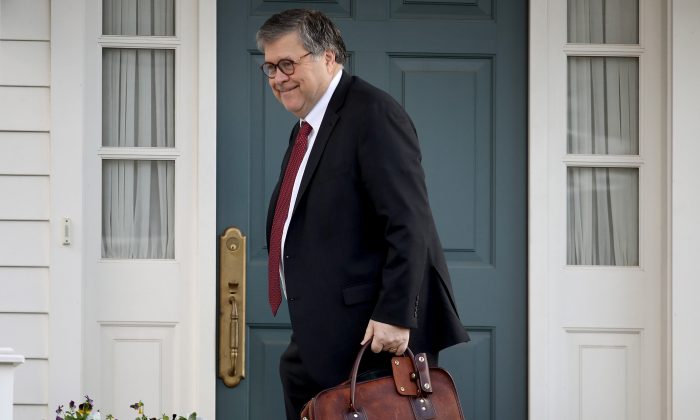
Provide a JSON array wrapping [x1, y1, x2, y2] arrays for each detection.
[[268, 121, 312, 315]]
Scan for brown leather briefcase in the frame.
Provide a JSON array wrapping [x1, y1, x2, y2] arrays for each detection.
[[300, 343, 466, 419]]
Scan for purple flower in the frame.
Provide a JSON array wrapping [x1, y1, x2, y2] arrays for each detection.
[[55, 405, 63, 414], [69, 400, 75, 409]]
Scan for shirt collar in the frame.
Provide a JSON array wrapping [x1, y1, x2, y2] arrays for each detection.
[[301, 69, 343, 132]]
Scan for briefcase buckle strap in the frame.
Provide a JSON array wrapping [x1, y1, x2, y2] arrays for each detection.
[[413, 353, 433, 394]]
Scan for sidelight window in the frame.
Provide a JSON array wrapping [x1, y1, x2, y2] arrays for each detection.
[[566, 0, 641, 266], [100, 0, 177, 259]]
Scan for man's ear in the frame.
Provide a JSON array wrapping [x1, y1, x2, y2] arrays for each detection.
[[324, 50, 336, 70]]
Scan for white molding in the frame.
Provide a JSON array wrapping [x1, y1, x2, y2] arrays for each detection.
[[563, 44, 645, 56], [98, 147, 182, 159], [562, 155, 645, 167], [671, 0, 700, 419], [196, 1, 217, 418], [48, 0, 86, 411], [98, 36, 181, 48]]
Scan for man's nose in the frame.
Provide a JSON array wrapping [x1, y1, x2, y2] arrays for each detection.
[[273, 69, 290, 84]]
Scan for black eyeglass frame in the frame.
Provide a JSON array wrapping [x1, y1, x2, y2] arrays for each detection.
[[260, 52, 313, 78]]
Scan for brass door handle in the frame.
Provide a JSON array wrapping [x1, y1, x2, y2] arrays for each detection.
[[219, 227, 246, 387]]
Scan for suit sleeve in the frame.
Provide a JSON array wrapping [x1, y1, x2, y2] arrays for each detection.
[[358, 97, 432, 329]]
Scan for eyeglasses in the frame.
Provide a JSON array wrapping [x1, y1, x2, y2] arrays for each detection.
[[261, 52, 312, 78]]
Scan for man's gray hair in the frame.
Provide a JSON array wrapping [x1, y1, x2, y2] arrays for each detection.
[[256, 9, 348, 65]]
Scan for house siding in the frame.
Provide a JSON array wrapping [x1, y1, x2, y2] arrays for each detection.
[[0, 0, 52, 419]]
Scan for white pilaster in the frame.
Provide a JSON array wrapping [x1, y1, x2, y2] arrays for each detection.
[[0, 348, 25, 419], [671, 0, 700, 419]]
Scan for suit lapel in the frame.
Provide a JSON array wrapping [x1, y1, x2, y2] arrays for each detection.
[[291, 71, 352, 214], [292, 112, 338, 214]]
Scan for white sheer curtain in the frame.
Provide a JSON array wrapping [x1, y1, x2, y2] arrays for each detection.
[[102, 49, 175, 147], [567, 4, 639, 266], [101, 3, 175, 259], [568, 57, 638, 154], [567, 168, 638, 265], [568, 0, 638, 44], [103, 0, 175, 36], [102, 160, 175, 259]]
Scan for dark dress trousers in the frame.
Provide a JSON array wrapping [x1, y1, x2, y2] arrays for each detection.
[[267, 71, 471, 391]]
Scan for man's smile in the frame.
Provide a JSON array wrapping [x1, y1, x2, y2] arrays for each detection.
[[276, 85, 299, 93]]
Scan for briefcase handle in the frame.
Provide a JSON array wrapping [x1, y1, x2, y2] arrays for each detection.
[[348, 342, 432, 413]]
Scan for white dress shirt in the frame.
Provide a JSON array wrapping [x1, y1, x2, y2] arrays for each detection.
[[279, 69, 343, 296]]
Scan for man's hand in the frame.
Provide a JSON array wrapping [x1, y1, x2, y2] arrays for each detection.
[[360, 319, 410, 355]]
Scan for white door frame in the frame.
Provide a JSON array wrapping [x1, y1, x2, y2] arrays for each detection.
[[48, 1, 216, 418], [529, 1, 684, 419]]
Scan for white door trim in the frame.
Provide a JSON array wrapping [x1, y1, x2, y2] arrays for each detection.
[[49, 0, 87, 411], [195, 0, 217, 418]]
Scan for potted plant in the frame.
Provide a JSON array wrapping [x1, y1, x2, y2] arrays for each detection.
[[56, 396, 197, 420]]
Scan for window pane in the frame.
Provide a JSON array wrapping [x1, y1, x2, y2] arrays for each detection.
[[567, 167, 638, 266], [568, 0, 638, 44], [102, 160, 175, 259], [103, 0, 175, 36], [568, 57, 638, 154], [103, 49, 175, 147]]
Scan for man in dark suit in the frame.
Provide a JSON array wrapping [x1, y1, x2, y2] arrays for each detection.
[[257, 9, 471, 419]]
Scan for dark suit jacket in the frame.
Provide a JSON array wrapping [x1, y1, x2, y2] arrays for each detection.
[[267, 71, 470, 387]]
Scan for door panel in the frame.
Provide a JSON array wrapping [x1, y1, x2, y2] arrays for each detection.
[[390, 56, 493, 263], [217, 1, 526, 418]]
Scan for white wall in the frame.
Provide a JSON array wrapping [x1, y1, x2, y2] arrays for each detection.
[[0, 0, 52, 418], [671, 1, 700, 419]]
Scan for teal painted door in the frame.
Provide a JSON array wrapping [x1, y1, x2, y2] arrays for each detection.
[[217, 1, 526, 418]]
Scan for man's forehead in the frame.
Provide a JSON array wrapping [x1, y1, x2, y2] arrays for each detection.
[[263, 32, 304, 58]]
